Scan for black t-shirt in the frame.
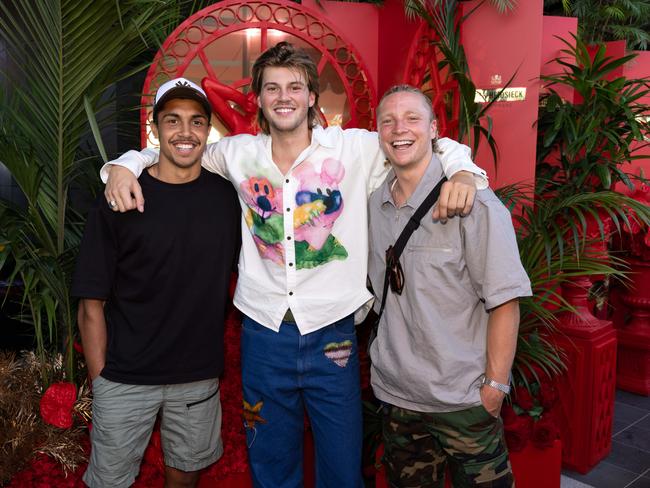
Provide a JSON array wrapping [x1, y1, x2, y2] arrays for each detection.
[[71, 168, 241, 385]]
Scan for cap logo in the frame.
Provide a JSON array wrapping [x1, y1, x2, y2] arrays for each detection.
[[175, 80, 192, 88]]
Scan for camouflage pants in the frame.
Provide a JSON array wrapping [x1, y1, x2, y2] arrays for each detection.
[[382, 404, 514, 488]]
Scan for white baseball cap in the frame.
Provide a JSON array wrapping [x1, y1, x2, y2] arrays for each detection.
[[152, 77, 212, 121]]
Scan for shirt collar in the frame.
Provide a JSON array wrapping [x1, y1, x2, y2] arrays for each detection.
[[379, 154, 444, 208], [408, 154, 445, 210], [258, 124, 336, 156], [380, 168, 397, 205], [311, 125, 337, 148]]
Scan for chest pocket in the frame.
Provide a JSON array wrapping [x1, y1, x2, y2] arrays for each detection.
[[403, 222, 456, 264], [405, 244, 456, 266]]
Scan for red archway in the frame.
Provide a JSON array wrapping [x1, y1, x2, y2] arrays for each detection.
[[141, 0, 376, 146], [402, 23, 459, 139]]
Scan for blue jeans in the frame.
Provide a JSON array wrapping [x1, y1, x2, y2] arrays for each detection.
[[241, 314, 363, 488]]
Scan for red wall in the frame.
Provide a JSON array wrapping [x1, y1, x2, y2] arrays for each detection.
[[540, 16, 578, 102], [461, 0, 543, 189], [376, 0, 422, 97], [623, 50, 650, 186], [302, 0, 380, 99]]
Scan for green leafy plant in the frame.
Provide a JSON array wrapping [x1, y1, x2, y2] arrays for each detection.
[[537, 34, 650, 197], [405, 0, 517, 15], [544, 0, 650, 50], [497, 185, 650, 383], [0, 0, 209, 383], [404, 0, 513, 163]]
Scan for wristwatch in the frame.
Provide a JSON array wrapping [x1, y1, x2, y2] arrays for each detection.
[[480, 375, 511, 395]]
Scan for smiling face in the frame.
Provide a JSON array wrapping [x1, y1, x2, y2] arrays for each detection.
[[377, 91, 438, 173], [257, 66, 315, 137], [151, 98, 210, 174]]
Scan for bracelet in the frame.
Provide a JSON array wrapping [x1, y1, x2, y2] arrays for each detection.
[[480, 375, 511, 395]]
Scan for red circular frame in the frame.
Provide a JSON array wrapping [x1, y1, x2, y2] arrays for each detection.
[[141, 0, 377, 146], [402, 23, 460, 139]]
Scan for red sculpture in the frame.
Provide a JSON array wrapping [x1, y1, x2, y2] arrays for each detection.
[[202, 77, 258, 135]]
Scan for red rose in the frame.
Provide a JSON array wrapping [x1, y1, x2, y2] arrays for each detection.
[[513, 385, 535, 411], [39, 382, 77, 428], [504, 414, 533, 452], [532, 414, 559, 449], [538, 381, 558, 410]]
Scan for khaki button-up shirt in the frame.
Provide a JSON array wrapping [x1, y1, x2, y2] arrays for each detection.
[[368, 155, 532, 412]]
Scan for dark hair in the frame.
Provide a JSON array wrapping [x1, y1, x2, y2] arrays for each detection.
[[251, 42, 321, 134]]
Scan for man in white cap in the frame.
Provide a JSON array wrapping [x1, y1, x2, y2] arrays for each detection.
[[72, 78, 241, 488]]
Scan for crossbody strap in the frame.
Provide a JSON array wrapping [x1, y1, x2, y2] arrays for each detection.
[[376, 176, 448, 320]]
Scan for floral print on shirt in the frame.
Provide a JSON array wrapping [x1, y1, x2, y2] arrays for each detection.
[[240, 159, 348, 269]]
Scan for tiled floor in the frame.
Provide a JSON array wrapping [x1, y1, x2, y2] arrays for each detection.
[[561, 390, 650, 488]]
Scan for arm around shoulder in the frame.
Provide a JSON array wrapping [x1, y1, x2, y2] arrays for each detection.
[[436, 138, 488, 189], [101, 147, 160, 213]]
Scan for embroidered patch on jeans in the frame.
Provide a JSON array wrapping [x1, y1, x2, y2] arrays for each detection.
[[324, 340, 353, 367], [243, 400, 266, 428]]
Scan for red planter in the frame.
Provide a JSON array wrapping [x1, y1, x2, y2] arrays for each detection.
[[617, 259, 650, 395], [553, 276, 617, 473]]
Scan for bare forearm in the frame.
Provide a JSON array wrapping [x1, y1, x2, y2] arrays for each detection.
[[77, 299, 107, 380], [485, 299, 520, 384]]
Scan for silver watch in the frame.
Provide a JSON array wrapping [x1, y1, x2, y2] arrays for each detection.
[[480, 375, 511, 395]]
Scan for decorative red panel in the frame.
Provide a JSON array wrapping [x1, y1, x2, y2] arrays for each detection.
[[402, 22, 459, 139], [141, 0, 376, 146], [553, 322, 617, 473]]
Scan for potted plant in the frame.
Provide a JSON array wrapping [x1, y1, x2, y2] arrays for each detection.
[[536, 34, 650, 197]]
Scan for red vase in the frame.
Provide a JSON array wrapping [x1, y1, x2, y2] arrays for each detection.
[[617, 259, 650, 395]]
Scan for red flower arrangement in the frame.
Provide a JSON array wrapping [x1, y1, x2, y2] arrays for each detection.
[[40, 382, 78, 428], [502, 366, 560, 452], [11, 299, 251, 485]]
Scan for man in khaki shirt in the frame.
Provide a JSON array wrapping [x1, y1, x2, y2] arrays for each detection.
[[368, 85, 532, 488]]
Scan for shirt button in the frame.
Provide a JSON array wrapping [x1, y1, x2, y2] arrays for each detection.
[[289, 262, 294, 267], [287, 236, 292, 240], [286, 207, 290, 212], [285, 179, 290, 183], [289, 291, 294, 296]]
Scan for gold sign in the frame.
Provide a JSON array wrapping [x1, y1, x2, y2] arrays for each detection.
[[475, 87, 527, 103]]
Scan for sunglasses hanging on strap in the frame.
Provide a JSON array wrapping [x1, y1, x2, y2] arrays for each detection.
[[369, 176, 448, 349]]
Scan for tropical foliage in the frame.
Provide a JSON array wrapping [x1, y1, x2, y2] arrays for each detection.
[[403, 0, 517, 14], [403, 0, 508, 162], [0, 0, 212, 383], [544, 0, 650, 50], [536, 34, 650, 197], [498, 186, 650, 383]]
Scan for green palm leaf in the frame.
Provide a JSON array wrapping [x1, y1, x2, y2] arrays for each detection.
[[0, 0, 200, 382]]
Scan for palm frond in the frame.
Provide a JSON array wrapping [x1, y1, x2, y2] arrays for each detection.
[[0, 0, 195, 382]]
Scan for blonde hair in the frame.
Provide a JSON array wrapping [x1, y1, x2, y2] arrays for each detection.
[[378, 84, 440, 152]]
